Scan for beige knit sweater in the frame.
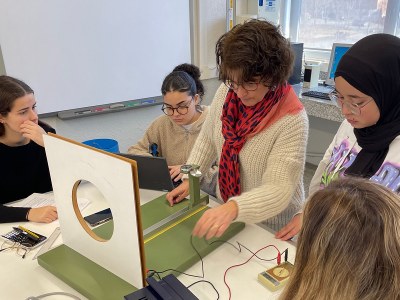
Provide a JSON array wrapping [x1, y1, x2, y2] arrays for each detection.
[[128, 106, 217, 194], [187, 84, 309, 230]]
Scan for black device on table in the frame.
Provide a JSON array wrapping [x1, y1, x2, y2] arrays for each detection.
[[84, 208, 113, 227], [124, 274, 198, 300], [117, 153, 182, 191], [1, 227, 47, 249]]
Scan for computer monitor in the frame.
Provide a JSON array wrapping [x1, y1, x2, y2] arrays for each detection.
[[325, 43, 353, 86]]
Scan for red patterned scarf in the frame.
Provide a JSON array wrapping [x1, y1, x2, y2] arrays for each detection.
[[218, 84, 302, 202]]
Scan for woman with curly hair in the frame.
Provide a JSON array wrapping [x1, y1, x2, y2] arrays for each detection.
[[167, 19, 309, 239]]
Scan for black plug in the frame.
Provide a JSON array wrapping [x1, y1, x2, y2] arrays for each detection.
[[147, 270, 156, 278]]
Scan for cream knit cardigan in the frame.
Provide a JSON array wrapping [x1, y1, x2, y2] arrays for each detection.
[[187, 84, 309, 230]]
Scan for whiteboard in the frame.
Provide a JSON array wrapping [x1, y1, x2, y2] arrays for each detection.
[[0, 1, 191, 115]]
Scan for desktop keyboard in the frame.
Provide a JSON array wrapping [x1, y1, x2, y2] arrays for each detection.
[[301, 90, 331, 100]]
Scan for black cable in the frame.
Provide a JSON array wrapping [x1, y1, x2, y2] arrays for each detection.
[[146, 235, 221, 299], [146, 235, 205, 279], [189, 233, 205, 278], [283, 248, 289, 262], [187, 280, 220, 300], [208, 239, 282, 263], [147, 267, 205, 280], [25, 292, 81, 300], [147, 236, 286, 299]]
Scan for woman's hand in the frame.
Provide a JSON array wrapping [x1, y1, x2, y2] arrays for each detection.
[[168, 165, 183, 182], [275, 213, 303, 240], [192, 201, 238, 240], [166, 180, 189, 206], [27, 206, 58, 223], [20, 121, 46, 147]]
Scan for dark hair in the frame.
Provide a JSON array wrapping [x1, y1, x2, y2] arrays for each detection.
[[161, 63, 204, 99], [216, 19, 293, 87], [0, 75, 34, 136]]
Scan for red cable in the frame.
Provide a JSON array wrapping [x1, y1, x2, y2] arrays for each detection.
[[223, 244, 281, 300]]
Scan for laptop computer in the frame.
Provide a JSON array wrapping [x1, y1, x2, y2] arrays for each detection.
[[302, 43, 352, 99], [118, 153, 181, 191]]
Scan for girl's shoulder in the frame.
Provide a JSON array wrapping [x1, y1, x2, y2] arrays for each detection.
[[335, 120, 356, 141]]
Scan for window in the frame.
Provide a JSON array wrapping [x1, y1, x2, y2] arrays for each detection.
[[298, 0, 390, 49]]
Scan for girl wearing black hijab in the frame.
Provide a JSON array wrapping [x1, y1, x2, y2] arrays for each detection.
[[276, 33, 400, 240]]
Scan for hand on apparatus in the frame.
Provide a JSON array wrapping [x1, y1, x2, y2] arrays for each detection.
[[168, 165, 184, 182], [192, 201, 238, 240], [27, 206, 58, 223], [20, 121, 46, 147], [166, 179, 189, 206], [275, 213, 303, 240]]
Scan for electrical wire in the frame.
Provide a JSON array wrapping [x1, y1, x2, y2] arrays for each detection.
[[146, 235, 219, 299], [186, 280, 219, 300], [146, 236, 287, 300], [146, 235, 204, 279], [220, 243, 282, 300], [25, 292, 81, 300], [209, 240, 282, 263]]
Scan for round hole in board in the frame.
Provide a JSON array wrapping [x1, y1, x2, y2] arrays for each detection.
[[72, 180, 114, 241]]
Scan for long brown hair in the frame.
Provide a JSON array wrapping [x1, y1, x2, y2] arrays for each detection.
[[0, 75, 34, 136], [280, 177, 400, 300]]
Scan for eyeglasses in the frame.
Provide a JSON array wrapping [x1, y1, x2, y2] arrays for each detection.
[[0, 241, 30, 259], [329, 91, 374, 116], [161, 97, 194, 116], [224, 80, 260, 92]]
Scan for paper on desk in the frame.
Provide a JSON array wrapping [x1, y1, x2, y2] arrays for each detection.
[[6, 193, 91, 211]]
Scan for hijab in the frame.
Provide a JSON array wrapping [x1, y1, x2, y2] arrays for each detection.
[[335, 34, 400, 178]]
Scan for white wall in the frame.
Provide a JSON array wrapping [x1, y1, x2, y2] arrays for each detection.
[[194, 0, 257, 80], [0, 1, 191, 115], [42, 78, 222, 153], [6, 2, 339, 166], [0, 1, 224, 153], [195, 0, 226, 79]]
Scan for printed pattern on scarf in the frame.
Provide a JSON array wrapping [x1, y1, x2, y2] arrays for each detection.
[[218, 84, 289, 201]]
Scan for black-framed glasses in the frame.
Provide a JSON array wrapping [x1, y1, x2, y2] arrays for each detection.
[[224, 80, 260, 92], [161, 97, 194, 116], [329, 91, 373, 116]]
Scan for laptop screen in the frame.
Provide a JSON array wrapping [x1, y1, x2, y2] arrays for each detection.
[[117, 153, 175, 191], [325, 43, 352, 86]]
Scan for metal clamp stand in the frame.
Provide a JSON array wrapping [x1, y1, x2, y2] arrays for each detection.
[[180, 164, 208, 209]]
